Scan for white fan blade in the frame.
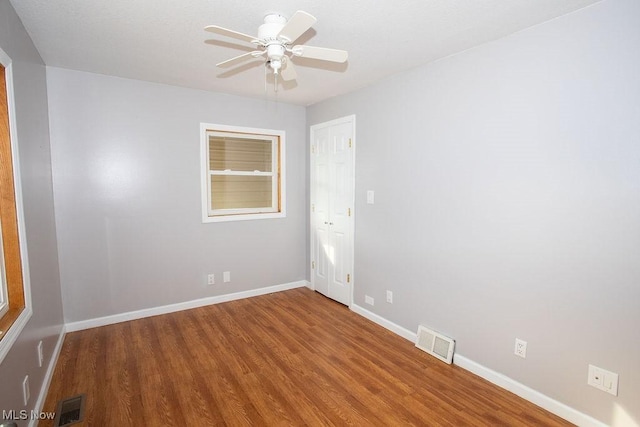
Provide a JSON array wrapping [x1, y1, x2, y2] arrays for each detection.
[[217, 51, 264, 68], [205, 25, 257, 44], [277, 11, 316, 43], [280, 58, 297, 81], [291, 45, 348, 63]]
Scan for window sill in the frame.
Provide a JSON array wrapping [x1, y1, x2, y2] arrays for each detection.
[[202, 211, 286, 223], [0, 306, 32, 363]]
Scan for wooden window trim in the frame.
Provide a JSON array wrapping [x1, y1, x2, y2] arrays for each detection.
[[0, 60, 28, 351]]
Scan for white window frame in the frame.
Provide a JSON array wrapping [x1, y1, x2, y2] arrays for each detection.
[[0, 47, 33, 364], [0, 220, 8, 319], [200, 123, 286, 223]]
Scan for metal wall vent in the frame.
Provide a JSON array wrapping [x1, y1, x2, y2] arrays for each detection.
[[53, 394, 86, 427], [416, 325, 455, 364]]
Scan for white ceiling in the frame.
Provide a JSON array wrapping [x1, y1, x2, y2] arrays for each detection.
[[10, 0, 601, 106]]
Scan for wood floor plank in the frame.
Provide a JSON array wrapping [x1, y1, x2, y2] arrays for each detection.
[[40, 288, 574, 426]]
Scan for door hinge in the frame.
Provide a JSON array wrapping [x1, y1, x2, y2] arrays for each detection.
[[349, 138, 352, 148], [312, 203, 315, 212], [311, 144, 315, 154], [347, 274, 350, 283], [312, 261, 315, 269], [348, 208, 351, 217]]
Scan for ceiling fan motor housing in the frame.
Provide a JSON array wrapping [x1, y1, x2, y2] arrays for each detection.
[[259, 14, 287, 42]]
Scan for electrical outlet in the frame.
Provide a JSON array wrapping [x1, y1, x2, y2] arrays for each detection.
[[37, 340, 44, 367], [207, 274, 215, 285], [386, 290, 393, 303], [22, 375, 30, 405], [365, 295, 374, 306], [223, 271, 231, 283], [588, 364, 619, 396], [514, 338, 527, 358]]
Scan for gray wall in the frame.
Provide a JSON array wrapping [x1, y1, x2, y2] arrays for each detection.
[[0, 0, 64, 419], [47, 68, 307, 323], [308, 0, 639, 424]]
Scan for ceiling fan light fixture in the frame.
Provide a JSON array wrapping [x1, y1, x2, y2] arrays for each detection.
[[269, 59, 282, 75], [266, 43, 285, 59]]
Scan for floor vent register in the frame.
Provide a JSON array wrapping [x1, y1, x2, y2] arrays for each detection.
[[53, 394, 86, 427]]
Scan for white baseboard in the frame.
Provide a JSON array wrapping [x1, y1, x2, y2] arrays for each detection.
[[65, 280, 308, 332], [350, 303, 417, 342], [453, 355, 606, 427], [29, 324, 66, 427], [349, 303, 605, 427]]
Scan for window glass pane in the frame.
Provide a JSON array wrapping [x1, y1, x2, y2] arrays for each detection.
[[210, 175, 273, 210], [209, 136, 273, 172]]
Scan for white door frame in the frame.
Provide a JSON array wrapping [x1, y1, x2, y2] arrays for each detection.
[[310, 115, 355, 306]]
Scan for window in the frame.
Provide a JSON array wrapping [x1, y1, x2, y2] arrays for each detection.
[[201, 123, 285, 222], [0, 51, 31, 363]]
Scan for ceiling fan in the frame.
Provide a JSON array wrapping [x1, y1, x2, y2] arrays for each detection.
[[205, 11, 348, 85]]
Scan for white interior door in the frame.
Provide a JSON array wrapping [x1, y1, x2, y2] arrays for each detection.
[[310, 116, 355, 306]]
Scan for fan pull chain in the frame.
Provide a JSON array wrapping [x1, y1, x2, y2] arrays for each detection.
[[264, 63, 268, 98], [274, 74, 278, 106]]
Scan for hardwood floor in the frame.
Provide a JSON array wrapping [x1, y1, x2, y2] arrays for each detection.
[[41, 287, 573, 426]]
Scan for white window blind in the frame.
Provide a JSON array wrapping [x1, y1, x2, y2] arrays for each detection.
[[201, 124, 285, 222]]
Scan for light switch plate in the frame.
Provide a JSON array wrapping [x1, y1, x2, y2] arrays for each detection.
[[366, 190, 375, 204]]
